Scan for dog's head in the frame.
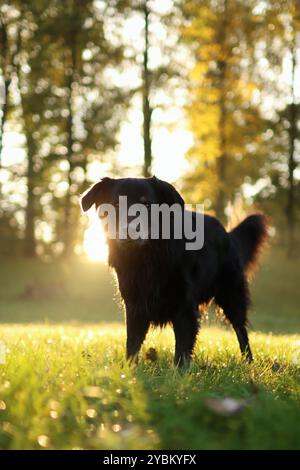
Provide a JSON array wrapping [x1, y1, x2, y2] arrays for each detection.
[[80, 176, 184, 247]]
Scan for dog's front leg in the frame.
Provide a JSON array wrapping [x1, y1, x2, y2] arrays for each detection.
[[172, 309, 199, 367], [126, 307, 149, 364]]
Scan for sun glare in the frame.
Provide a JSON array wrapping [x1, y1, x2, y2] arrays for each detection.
[[83, 212, 108, 263]]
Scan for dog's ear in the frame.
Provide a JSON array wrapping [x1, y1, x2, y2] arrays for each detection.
[[151, 176, 185, 207], [81, 178, 114, 212]]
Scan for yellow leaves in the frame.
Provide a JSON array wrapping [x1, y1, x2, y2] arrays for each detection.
[[183, 5, 215, 42], [240, 81, 259, 100], [189, 107, 218, 137], [190, 62, 208, 81]]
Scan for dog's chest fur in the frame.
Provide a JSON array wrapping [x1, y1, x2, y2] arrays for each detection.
[[109, 243, 185, 325]]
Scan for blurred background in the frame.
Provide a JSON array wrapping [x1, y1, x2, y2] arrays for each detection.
[[0, 0, 299, 332]]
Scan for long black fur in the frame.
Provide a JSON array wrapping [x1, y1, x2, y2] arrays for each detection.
[[81, 176, 268, 365]]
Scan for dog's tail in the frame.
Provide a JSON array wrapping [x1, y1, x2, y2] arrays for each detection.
[[229, 214, 269, 275]]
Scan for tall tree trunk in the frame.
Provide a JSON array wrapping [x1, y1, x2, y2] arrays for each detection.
[[24, 130, 36, 257], [215, 0, 228, 221], [15, 21, 37, 257], [0, 79, 9, 162], [64, 81, 75, 256], [215, 61, 227, 221], [63, 2, 77, 257], [286, 39, 297, 257], [0, 78, 9, 197], [142, 0, 152, 178], [0, 18, 9, 198]]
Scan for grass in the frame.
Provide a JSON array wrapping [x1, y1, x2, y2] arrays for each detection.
[[0, 325, 299, 450], [0, 247, 299, 449], [0, 258, 120, 324]]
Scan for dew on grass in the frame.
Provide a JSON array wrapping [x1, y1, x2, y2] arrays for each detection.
[[37, 435, 50, 448], [48, 399, 60, 410], [86, 408, 97, 418], [112, 424, 122, 432], [291, 353, 300, 365], [0, 400, 6, 410]]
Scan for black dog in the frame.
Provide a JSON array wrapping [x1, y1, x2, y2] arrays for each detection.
[[81, 176, 268, 366]]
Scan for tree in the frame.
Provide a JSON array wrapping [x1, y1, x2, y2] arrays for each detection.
[[280, 2, 300, 256], [55, 0, 126, 255], [252, 0, 300, 254], [1, 0, 126, 257], [121, 0, 184, 178], [181, 0, 267, 221], [0, 4, 20, 195], [142, 0, 152, 177]]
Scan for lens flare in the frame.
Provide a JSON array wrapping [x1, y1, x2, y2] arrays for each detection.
[[83, 213, 108, 262]]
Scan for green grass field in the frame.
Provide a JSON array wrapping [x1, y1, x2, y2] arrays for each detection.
[[0, 248, 299, 449]]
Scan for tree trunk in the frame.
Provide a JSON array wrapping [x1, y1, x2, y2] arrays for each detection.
[[0, 78, 9, 197], [24, 132, 36, 257], [14, 21, 36, 257], [286, 39, 297, 257], [0, 18, 10, 197], [215, 0, 228, 222], [63, 2, 77, 257], [0, 79, 9, 163], [142, 0, 152, 178], [215, 61, 227, 221], [63, 82, 75, 257], [18, 97, 37, 257]]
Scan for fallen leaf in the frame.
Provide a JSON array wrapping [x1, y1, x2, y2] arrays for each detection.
[[204, 397, 251, 416], [145, 348, 158, 362], [271, 361, 286, 373]]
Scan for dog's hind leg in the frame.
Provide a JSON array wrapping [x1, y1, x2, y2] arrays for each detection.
[[232, 323, 253, 363], [172, 308, 199, 367], [215, 270, 253, 363], [126, 309, 150, 364]]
